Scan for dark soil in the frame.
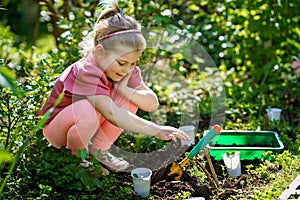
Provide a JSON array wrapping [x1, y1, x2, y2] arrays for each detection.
[[113, 140, 258, 200], [115, 166, 211, 199], [115, 157, 254, 199], [111, 128, 269, 200]]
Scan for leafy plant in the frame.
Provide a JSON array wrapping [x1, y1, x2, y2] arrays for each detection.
[[245, 151, 300, 199], [226, 151, 236, 157]]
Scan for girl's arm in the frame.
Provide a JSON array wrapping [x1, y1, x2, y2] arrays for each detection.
[[120, 84, 159, 112], [87, 95, 189, 141], [114, 73, 159, 112]]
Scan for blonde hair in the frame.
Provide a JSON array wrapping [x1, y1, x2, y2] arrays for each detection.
[[79, 0, 146, 55]]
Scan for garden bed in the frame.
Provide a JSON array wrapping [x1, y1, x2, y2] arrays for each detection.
[[115, 155, 264, 199], [110, 131, 285, 199], [111, 138, 269, 199]]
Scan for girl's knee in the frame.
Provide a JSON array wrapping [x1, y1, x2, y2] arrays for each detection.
[[73, 99, 101, 127], [43, 127, 66, 149], [67, 127, 86, 150], [113, 96, 138, 113]]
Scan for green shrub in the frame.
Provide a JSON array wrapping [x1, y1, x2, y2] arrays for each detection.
[[2, 132, 132, 199]]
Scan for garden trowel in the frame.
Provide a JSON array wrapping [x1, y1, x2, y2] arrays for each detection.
[[168, 125, 221, 181]]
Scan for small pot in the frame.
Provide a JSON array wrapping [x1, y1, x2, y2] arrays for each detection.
[[222, 151, 241, 178]]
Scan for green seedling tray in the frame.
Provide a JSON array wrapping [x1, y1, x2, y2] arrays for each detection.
[[205, 130, 284, 160]]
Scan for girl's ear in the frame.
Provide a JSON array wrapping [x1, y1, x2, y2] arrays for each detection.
[[94, 44, 105, 57]]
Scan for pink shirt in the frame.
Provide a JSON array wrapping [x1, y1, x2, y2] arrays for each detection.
[[37, 56, 144, 125]]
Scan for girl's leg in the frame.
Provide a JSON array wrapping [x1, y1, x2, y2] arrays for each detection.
[[43, 99, 101, 154], [90, 92, 138, 151]]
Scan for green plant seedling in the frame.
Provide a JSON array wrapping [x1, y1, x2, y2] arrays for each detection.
[[132, 173, 140, 178], [226, 151, 236, 156]]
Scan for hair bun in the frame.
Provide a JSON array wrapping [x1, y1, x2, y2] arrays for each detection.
[[96, 0, 121, 23], [101, 11, 117, 20]]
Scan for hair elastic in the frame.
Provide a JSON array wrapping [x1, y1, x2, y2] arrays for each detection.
[[98, 29, 141, 42], [119, 7, 124, 15]]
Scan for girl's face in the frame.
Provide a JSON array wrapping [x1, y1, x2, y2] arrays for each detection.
[[95, 45, 142, 82]]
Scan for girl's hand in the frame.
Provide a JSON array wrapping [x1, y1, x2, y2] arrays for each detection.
[[113, 72, 131, 95], [155, 126, 190, 142]]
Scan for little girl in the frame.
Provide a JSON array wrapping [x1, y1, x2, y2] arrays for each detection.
[[38, 0, 189, 174]]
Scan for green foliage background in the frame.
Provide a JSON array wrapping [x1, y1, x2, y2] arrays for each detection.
[[0, 0, 299, 199]]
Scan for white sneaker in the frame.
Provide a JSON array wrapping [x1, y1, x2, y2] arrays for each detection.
[[96, 152, 129, 172], [80, 159, 93, 168], [80, 159, 110, 176]]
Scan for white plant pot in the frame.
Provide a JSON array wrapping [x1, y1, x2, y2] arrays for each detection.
[[266, 108, 282, 121], [179, 125, 195, 146], [222, 151, 242, 178], [131, 168, 152, 198]]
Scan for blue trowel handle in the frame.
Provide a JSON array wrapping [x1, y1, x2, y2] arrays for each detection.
[[187, 125, 221, 159]]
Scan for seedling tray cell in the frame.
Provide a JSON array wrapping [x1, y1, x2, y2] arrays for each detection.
[[205, 130, 284, 160]]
